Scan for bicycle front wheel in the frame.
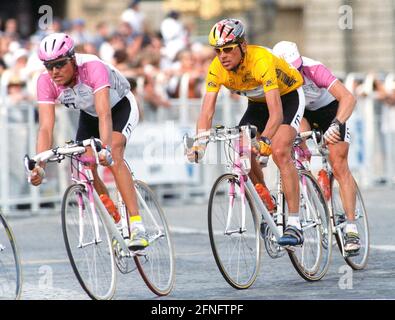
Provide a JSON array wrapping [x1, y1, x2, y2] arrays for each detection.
[[208, 174, 261, 290], [331, 177, 369, 269], [61, 184, 116, 300], [0, 214, 22, 300], [133, 180, 175, 296], [288, 170, 332, 281]]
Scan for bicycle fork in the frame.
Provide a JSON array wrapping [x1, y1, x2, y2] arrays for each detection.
[[76, 183, 104, 248], [225, 176, 247, 235]]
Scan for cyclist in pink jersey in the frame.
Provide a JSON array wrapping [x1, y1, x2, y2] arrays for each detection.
[[273, 41, 360, 255], [31, 33, 147, 251]]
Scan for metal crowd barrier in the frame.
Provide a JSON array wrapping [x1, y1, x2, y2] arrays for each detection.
[[1, 73, 394, 215]]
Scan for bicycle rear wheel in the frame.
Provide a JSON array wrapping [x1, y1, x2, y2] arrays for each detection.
[[61, 184, 116, 300], [331, 177, 369, 269], [133, 180, 175, 296], [287, 170, 332, 281], [208, 174, 261, 289], [0, 214, 22, 300]]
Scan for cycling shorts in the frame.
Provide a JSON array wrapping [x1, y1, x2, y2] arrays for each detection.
[[303, 100, 351, 143], [76, 92, 139, 143], [238, 87, 305, 133]]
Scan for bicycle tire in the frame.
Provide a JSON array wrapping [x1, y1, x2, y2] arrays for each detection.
[[61, 184, 117, 300], [133, 180, 175, 296], [208, 174, 261, 290], [331, 176, 370, 270], [287, 170, 332, 281], [0, 214, 22, 300]]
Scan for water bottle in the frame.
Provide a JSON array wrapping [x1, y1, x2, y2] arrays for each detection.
[[100, 194, 121, 223], [317, 169, 331, 201]]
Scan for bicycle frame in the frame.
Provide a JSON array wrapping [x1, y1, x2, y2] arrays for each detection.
[[194, 126, 284, 241], [296, 131, 350, 257], [220, 129, 323, 246], [71, 156, 131, 255], [72, 156, 165, 255]]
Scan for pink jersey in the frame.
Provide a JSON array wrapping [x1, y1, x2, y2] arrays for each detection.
[[37, 53, 131, 116], [300, 57, 338, 111]]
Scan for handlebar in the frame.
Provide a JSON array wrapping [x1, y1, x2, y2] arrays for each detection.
[[295, 130, 329, 157], [24, 137, 104, 173], [183, 125, 258, 150]]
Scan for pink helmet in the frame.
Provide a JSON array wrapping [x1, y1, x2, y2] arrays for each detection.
[[38, 33, 75, 62]]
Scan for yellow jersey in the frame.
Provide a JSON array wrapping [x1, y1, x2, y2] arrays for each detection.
[[205, 45, 303, 102]]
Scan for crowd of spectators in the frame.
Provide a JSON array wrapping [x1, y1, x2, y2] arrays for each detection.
[[0, 0, 216, 120], [0, 1, 394, 131]]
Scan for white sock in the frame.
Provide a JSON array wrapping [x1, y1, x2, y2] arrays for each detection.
[[130, 215, 145, 232], [287, 215, 301, 230], [345, 223, 358, 234]]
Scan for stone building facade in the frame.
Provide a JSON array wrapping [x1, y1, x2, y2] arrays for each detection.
[[43, 0, 395, 74]]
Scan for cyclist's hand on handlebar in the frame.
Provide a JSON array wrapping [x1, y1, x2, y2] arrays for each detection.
[[252, 136, 272, 156], [323, 120, 342, 145], [186, 142, 206, 163], [98, 145, 113, 166], [30, 166, 45, 186]]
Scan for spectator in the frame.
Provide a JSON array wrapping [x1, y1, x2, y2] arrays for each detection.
[[375, 75, 395, 183], [1, 48, 29, 98], [167, 49, 204, 99], [70, 18, 92, 45], [113, 49, 133, 77], [160, 10, 188, 69], [92, 21, 110, 50], [121, 0, 145, 36], [4, 18, 19, 40], [99, 32, 127, 63]]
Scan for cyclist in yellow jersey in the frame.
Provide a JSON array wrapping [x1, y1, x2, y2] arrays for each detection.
[[187, 18, 306, 246]]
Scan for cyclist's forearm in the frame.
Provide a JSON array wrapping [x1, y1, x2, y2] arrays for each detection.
[[261, 114, 283, 139], [98, 113, 113, 147], [197, 111, 213, 133], [36, 128, 53, 167], [335, 94, 356, 124], [329, 80, 356, 124], [196, 92, 217, 134]]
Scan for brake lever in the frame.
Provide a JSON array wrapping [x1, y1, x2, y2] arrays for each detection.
[[23, 154, 36, 171]]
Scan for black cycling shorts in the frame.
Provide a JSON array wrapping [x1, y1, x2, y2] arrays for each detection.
[[238, 88, 305, 133], [304, 100, 351, 143], [76, 94, 138, 142]]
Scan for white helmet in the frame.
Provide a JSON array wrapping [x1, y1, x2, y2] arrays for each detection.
[[273, 41, 303, 69]]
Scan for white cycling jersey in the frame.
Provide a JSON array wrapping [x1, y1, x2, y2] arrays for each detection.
[[37, 53, 131, 117], [300, 56, 338, 111]]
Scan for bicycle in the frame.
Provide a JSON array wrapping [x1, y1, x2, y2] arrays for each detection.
[[24, 138, 175, 299], [184, 125, 332, 289], [0, 212, 22, 300], [296, 130, 369, 270]]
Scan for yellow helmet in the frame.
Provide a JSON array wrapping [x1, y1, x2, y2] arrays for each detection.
[[208, 18, 245, 48]]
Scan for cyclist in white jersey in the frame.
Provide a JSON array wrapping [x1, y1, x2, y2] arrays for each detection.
[[31, 33, 147, 250], [273, 41, 360, 254]]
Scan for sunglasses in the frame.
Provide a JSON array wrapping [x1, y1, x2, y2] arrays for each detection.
[[44, 58, 71, 71], [214, 44, 239, 55]]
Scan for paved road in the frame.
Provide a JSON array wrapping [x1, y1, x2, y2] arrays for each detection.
[[3, 186, 395, 300]]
